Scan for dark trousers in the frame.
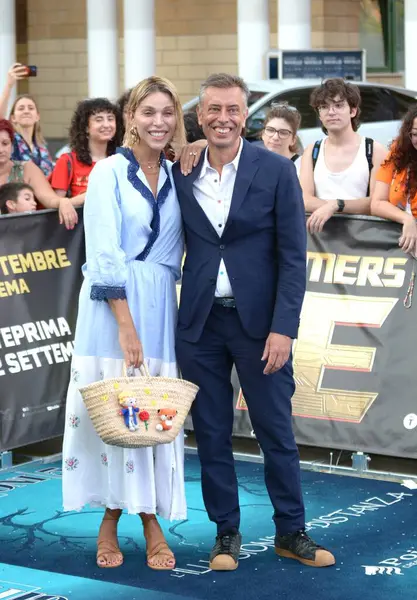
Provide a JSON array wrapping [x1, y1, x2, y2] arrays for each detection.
[[176, 304, 305, 536]]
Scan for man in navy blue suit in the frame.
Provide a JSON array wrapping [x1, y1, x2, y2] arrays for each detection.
[[173, 73, 335, 571]]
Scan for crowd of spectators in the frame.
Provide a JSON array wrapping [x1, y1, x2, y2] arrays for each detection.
[[1, 64, 417, 257]]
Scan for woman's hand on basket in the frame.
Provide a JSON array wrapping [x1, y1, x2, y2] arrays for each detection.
[[119, 324, 143, 368]]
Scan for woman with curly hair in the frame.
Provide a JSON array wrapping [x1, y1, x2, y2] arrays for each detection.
[[371, 105, 417, 255], [116, 88, 133, 136], [51, 98, 122, 200]]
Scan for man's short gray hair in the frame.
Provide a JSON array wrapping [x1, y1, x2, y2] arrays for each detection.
[[199, 73, 250, 106]]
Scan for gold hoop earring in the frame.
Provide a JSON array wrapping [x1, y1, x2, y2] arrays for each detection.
[[130, 126, 139, 142]]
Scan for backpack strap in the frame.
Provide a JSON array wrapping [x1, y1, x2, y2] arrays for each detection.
[[65, 152, 74, 198], [312, 140, 322, 171], [365, 137, 374, 196]]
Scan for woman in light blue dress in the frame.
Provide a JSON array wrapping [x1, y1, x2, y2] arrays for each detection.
[[62, 76, 187, 570]]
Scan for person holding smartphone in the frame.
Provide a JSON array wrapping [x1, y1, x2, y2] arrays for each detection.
[[0, 63, 54, 177], [0, 118, 79, 228]]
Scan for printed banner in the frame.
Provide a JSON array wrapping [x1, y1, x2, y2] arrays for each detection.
[[231, 216, 417, 459], [2, 212, 416, 459], [0, 210, 85, 451]]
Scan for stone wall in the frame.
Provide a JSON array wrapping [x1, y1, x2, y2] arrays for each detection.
[[18, 0, 402, 138]]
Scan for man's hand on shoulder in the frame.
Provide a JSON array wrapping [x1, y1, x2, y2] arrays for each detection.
[[307, 200, 338, 234], [262, 333, 292, 375]]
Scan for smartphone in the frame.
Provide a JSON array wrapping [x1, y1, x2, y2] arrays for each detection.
[[24, 65, 37, 77]]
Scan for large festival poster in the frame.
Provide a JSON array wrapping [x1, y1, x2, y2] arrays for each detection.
[[0, 210, 85, 451]]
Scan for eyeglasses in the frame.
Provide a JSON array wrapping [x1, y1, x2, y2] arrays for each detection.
[[317, 101, 348, 114], [264, 126, 293, 139]]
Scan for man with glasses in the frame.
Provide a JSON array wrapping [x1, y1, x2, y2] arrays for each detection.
[[300, 78, 387, 233]]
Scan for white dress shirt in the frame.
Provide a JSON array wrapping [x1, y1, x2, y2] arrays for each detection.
[[193, 140, 243, 298]]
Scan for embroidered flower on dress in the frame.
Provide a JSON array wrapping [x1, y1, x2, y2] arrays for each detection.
[[65, 457, 79, 471], [101, 453, 108, 467], [125, 459, 134, 474], [68, 414, 80, 428], [71, 368, 80, 383]]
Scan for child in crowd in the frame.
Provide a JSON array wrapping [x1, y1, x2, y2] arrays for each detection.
[[0, 182, 37, 214]]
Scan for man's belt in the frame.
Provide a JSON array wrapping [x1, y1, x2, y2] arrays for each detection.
[[213, 297, 236, 308]]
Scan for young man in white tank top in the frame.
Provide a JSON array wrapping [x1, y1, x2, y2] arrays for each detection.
[[300, 79, 387, 234]]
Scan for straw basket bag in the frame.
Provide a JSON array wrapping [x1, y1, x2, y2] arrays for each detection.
[[79, 364, 199, 449]]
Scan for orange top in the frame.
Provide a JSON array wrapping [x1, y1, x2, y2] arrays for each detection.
[[51, 151, 96, 197], [376, 155, 416, 216]]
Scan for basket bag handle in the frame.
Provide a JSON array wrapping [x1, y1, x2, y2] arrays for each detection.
[[124, 363, 151, 378]]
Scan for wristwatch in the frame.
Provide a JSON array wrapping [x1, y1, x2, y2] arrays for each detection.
[[336, 199, 345, 213]]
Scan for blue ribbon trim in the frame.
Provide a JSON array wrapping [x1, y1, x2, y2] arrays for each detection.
[[116, 147, 172, 262], [90, 285, 127, 302]]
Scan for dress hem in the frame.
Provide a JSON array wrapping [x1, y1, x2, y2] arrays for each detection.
[[63, 499, 187, 521]]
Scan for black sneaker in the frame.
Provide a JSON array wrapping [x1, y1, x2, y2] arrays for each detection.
[[275, 529, 335, 568], [209, 531, 242, 571]]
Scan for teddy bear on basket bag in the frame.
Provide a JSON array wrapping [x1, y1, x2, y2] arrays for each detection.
[[156, 408, 177, 432]]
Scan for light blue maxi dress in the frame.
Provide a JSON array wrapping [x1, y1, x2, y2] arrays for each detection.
[[62, 149, 187, 520]]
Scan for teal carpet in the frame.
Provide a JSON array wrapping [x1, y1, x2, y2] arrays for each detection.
[[0, 454, 416, 600]]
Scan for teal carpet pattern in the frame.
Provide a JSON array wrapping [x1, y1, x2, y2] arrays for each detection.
[[0, 454, 416, 600]]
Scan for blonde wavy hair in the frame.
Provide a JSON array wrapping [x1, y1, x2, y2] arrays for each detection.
[[123, 76, 186, 157], [9, 94, 46, 146]]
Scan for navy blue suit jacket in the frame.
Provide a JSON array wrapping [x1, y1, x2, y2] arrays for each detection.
[[173, 139, 307, 343]]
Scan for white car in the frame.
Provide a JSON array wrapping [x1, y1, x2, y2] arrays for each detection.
[[56, 79, 417, 158], [184, 79, 417, 150]]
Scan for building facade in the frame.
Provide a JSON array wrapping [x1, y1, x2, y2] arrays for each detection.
[[0, 0, 413, 139]]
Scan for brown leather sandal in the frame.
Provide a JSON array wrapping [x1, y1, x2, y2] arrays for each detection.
[[96, 511, 123, 569], [146, 541, 176, 571]]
